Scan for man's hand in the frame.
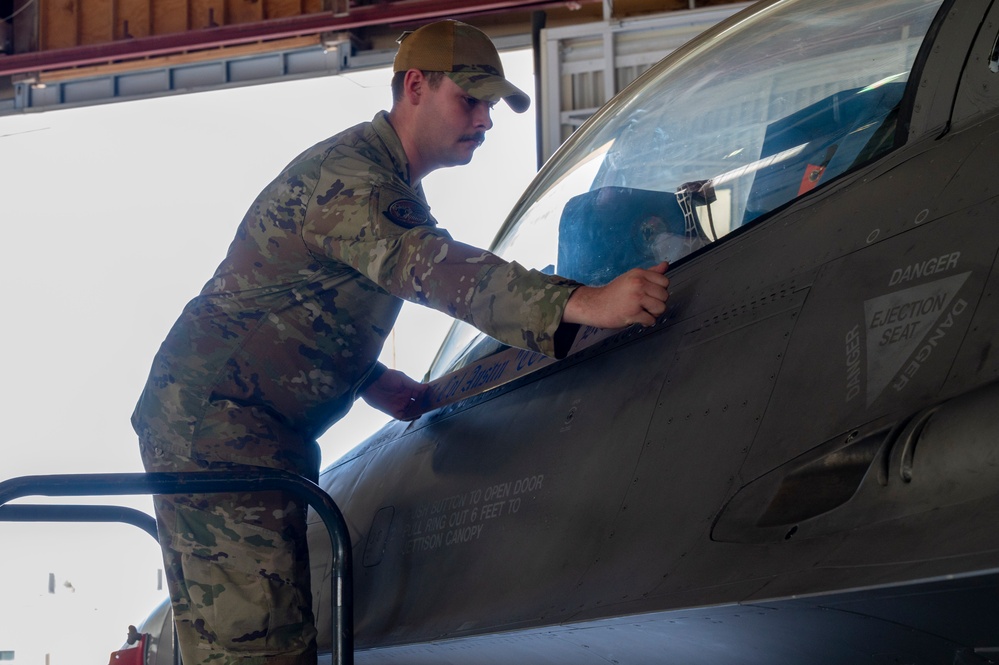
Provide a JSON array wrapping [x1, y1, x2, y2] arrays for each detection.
[[360, 368, 430, 421], [562, 261, 670, 329]]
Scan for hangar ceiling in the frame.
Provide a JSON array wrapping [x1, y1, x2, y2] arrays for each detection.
[[0, 0, 744, 115]]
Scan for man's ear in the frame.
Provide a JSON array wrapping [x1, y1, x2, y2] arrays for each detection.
[[402, 69, 425, 105]]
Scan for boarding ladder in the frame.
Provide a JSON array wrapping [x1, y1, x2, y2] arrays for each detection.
[[0, 469, 353, 665]]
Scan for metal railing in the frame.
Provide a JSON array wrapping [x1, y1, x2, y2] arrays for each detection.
[[0, 469, 353, 665]]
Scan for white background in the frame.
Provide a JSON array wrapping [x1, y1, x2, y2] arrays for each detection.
[[0, 50, 537, 664]]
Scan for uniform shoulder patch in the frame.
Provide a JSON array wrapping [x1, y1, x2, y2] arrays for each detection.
[[385, 198, 431, 228]]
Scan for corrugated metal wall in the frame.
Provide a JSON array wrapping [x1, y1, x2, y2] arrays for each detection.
[[539, 3, 751, 162]]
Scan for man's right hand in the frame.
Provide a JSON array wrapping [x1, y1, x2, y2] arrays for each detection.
[[562, 261, 670, 329]]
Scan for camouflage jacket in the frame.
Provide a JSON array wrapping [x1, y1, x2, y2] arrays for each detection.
[[132, 111, 579, 462]]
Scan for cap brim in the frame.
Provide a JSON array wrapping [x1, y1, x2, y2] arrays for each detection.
[[446, 71, 531, 114]]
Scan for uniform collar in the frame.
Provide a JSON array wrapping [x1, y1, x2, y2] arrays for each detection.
[[372, 110, 420, 192]]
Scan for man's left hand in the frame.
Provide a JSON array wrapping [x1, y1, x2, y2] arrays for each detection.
[[360, 368, 430, 421]]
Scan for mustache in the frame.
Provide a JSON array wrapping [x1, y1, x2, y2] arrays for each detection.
[[460, 132, 486, 146]]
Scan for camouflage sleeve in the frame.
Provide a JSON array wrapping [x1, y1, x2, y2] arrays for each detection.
[[306, 178, 580, 357], [358, 361, 388, 392]]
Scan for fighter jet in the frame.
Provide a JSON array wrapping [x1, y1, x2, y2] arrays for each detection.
[[120, 0, 999, 662]]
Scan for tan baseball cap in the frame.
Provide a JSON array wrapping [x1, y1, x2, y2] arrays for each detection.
[[393, 20, 531, 113]]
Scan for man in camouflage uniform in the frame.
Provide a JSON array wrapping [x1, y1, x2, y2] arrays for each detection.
[[133, 19, 670, 665]]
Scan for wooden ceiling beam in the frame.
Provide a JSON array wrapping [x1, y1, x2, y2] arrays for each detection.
[[0, 0, 598, 77]]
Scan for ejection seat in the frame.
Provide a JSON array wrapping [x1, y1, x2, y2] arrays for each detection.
[[556, 186, 697, 285]]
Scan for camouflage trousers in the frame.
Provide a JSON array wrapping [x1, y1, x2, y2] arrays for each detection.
[[141, 441, 319, 665]]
